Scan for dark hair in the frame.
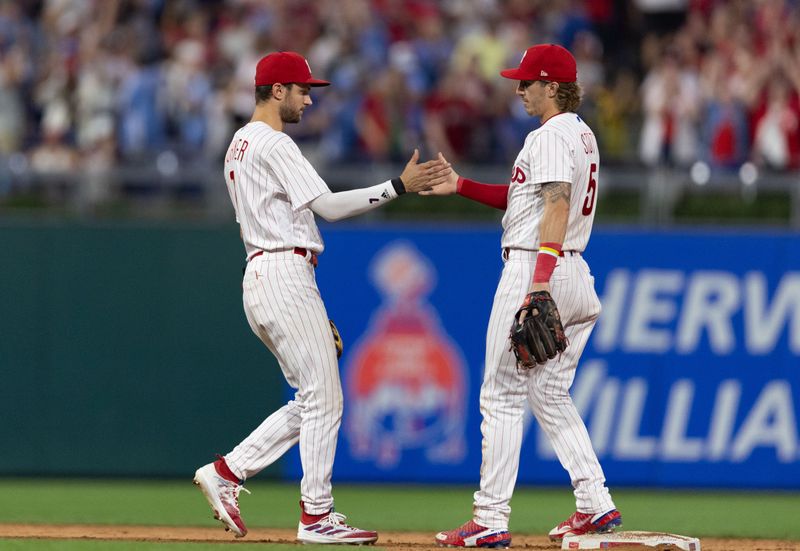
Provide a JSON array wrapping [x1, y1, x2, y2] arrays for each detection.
[[553, 81, 582, 112], [255, 83, 294, 103]]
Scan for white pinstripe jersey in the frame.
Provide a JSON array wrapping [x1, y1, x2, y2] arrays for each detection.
[[223, 121, 330, 258], [501, 112, 599, 252]]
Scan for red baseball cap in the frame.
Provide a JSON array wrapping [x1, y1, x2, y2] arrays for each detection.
[[254, 51, 330, 87], [500, 44, 577, 83]]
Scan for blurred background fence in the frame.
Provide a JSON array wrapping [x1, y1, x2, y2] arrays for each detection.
[[1, 0, 800, 226], [3, 160, 800, 226]]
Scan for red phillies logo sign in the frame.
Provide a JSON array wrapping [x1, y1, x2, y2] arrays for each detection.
[[512, 166, 526, 184]]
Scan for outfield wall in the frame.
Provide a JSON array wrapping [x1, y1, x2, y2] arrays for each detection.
[[1, 222, 798, 487], [307, 226, 800, 489], [0, 222, 285, 478]]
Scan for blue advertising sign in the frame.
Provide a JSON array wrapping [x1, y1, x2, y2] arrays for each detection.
[[286, 226, 800, 488]]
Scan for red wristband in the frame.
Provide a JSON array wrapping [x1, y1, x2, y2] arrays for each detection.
[[533, 242, 562, 283]]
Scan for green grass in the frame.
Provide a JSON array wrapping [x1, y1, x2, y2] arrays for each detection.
[[0, 543, 330, 550], [1, 479, 799, 548]]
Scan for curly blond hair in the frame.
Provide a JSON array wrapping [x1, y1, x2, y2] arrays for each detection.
[[553, 81, 582, 113]]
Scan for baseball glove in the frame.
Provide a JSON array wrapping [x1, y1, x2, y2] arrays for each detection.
[[329, 319, 343, 359], [509, 291, 568, 368]]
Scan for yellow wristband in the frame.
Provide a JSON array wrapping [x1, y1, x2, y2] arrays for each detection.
[[539, 246, 561, 258]]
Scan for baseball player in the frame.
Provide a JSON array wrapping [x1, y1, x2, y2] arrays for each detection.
[[423, 44, 622, 547], [193, 51, 450, 545]]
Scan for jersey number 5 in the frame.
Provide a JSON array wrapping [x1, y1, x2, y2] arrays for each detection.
[[582, 163, 597, 216]]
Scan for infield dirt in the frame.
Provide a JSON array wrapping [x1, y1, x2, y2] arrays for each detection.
[[1, 524, 798, 550]]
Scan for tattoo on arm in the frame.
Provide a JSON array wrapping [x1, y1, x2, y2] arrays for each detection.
[[541, 181, 571, 204]]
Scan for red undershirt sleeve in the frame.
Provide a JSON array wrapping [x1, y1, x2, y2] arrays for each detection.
[[456, 177, 509, 210]]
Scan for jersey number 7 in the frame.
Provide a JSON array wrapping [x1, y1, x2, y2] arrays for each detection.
[[582, 163, 597, 216]]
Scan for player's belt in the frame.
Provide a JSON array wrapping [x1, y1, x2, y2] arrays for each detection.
[[247, 248, 319, 267], [502, 247, 581, 260], [293, 247, 319, 267]]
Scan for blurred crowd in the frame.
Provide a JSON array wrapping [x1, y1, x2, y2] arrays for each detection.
[[1, 0, 800, 192]]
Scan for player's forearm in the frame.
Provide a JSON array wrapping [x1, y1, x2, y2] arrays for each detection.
[[531, 182, 570, 291], [457, 177, 509, 210], [310, 179, 405, 222], [538, 200, 569, 246]]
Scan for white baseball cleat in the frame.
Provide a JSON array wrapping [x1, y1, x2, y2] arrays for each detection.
[[193, 462, 250, 538], [297, 507, 378, 545]]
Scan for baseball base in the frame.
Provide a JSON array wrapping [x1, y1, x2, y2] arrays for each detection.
[[561, 531, 701, 550]]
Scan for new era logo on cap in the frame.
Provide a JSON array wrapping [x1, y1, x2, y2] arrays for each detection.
[[254, 51, 330, 87], [500, 44, 576, 83]]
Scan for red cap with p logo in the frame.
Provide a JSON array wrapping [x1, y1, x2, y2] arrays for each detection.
[[255, 51, 330, 87], [500, 44, 577, 83]]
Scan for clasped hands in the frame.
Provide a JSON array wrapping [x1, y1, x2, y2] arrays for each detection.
[[400, 150, 459, 195]]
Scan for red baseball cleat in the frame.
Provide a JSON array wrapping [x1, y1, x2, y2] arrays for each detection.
[[435, 519, 511, 548], [548, 509, 622, 541]]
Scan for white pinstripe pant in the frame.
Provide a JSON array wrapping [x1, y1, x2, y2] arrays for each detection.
[[473, 249, 615, 529], [225, 251, 341, 515]]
